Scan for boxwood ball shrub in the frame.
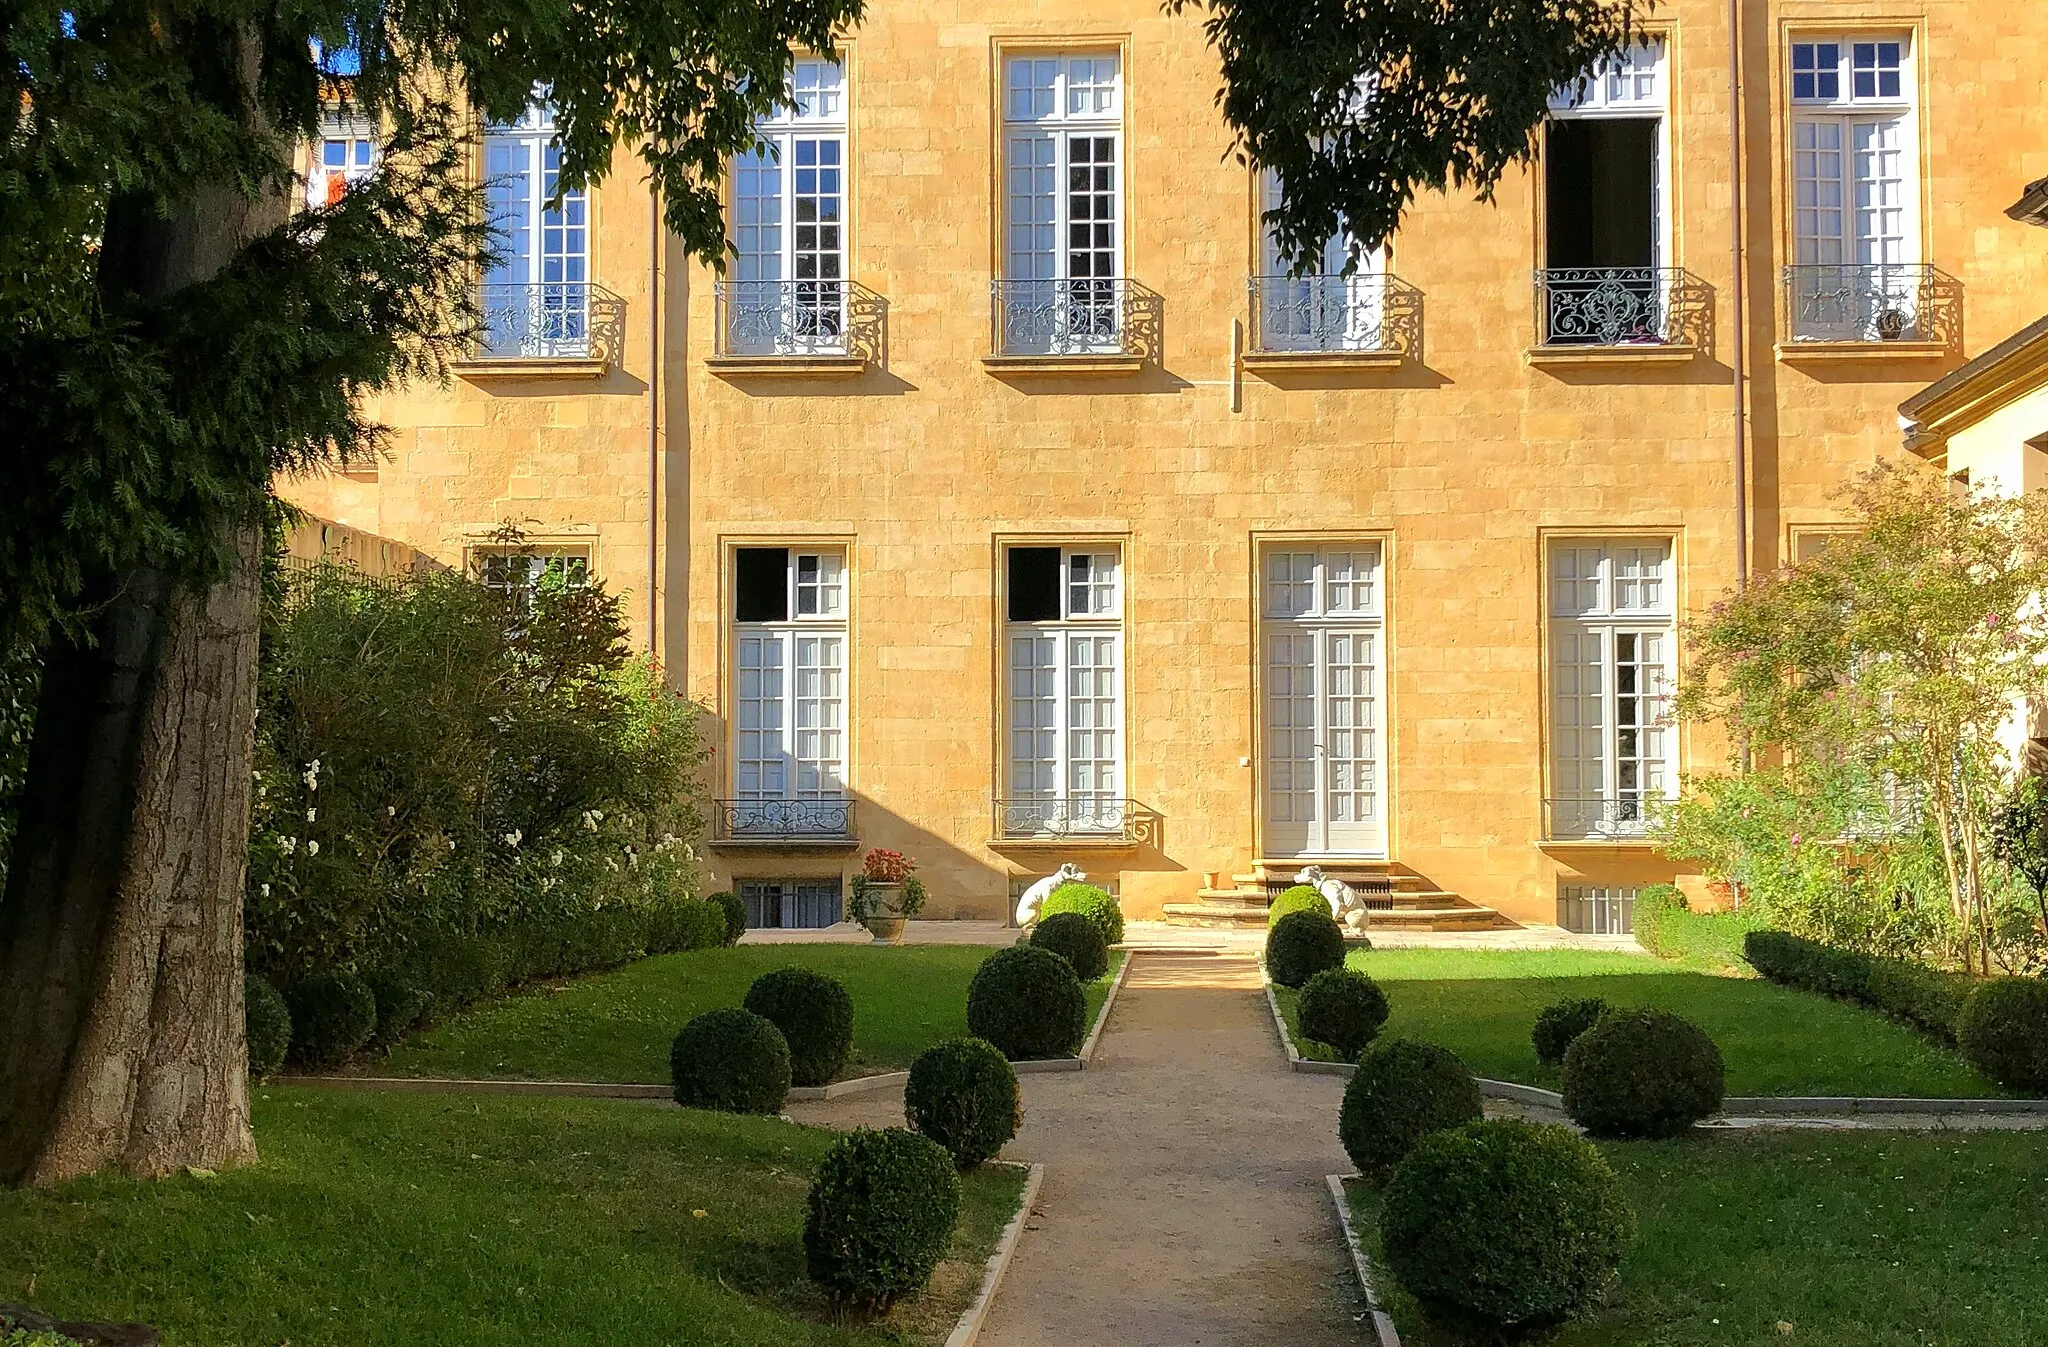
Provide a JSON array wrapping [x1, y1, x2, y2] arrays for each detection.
[[904, 1037, 1022, 1168], [966, 944, 1088, 1060], [1563, 1007, 1725, 1138], [1381, 1119, 1634, 1337], [1265, 908, 1345, 988], [1297, 967, 1390, 1061], [1038, 881, 1124, 947], [1533, 996, 1609, 1067], [743, 967, 855, 1087], [709, 890, 747, 946], [804, 1127, 962, 1312], [244, 975, 292, 1077], [1957, 978, 2048, 1092], [364, 971, 434, 1049], [1266, 884, 1329, 927], [1029, 910, 1109, 982], [1340, 1038, 1484, 1181], [669, 1007, 792, 1114], [284, 972, 378, 1068]]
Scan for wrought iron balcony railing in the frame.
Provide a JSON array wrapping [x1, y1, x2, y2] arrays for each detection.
[[1545, 795, 1662, 841], [1534, 268, 1712, 348], [713, 797, 856, 842], [1782, 263, 1961, 346], [993, 796, 1161, 845], [1247, 272, 1424, 357], [476, 282, 626, 364], [713, 278, 887, 363], [990, 278, 1163, 360]]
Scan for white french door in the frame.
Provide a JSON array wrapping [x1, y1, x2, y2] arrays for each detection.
[[734, 630, 845, 801], [1006, 630, 1122, 832]]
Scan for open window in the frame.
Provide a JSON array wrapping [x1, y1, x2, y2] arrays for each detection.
[[1001, 544, 1124, 837], [727, 546, 850, 839]]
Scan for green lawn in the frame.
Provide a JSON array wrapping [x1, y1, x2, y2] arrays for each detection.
[[1274, 948, 2002, 1098], [380, 944, 1123, 1085], [1347, 1129, 2048, 1346], [0, 1089, 1024, 1347]]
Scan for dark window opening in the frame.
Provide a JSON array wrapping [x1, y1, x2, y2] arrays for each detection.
[[735, 548, 789, 622], [740, 879, 844, 929], [1007, 547, 1062, 622], [1545, 119, 1658, 271]]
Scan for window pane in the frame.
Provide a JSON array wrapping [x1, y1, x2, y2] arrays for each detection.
[[735, 548, 790, 622], [1008, 547, 1062, 621]]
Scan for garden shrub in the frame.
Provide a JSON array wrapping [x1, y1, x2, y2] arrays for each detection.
[[284, 972, 378, 1068], [1532, 996, 1608, 1067], [966, 944, 1088, 1060], [0, 641, 36, 890], [1267, 884, 1328, 927], [1744, 929, 1972, 1043], [1296, 967, 1389, 1060], [1339, 1038, 1483, 1181], [402, 932, 511, 1009], [244, 974, 292, 1076], [1038, 881, 1123, 946], [1562, 1008, 1725, 1138], [1029, 910, 1109, 982], [1265, 908, 1345, 988], [1631, 884, 1765, 970], [364, 970, 433, 1049], [1380, 1119, 1633, 1337], [743, 967, 855, 1087], [904, 1037, 1021, 1168], [1956, 978, 2048, 1092], [804, 1127, 962, 1312], [708, 890, 747, 946], [669, 1008, 791, 1114]]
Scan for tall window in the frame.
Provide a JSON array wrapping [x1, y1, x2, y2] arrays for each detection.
[[1253, 169, 1389, 353], [1003, 545, 1122, 835], [1549, 539, 1675, 838], [481, 101, 590, 357], [307, 111, 377, 207], [728, 59, 848, 355], [1787, 35, 1920, 340], [730, 547, 848, 834], [999, 53, 1123, 354]]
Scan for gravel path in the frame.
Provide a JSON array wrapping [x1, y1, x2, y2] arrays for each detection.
[[787, 949, 1360, 1346]]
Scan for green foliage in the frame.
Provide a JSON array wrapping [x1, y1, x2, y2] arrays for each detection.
[[803, 1127, 962, 1312], [1, 1330, 84, 1347], [1038, 882, 1123, 947], [1296, 967, 1389, 1061], [243, 975, 292, 1077], [1266, 884, 1328, 927], [285, 972, 378, 1069], [1380, 1119, 1634, 1338], [904, 1038, 1021, 1169], [1743, 929, 1974, 1045], [668, 1008, 790, 1115], [1630, 883, 1765, 971], [707, 891, 747, 947], [1956, 979, 2048, 1093], [1562, 1009, 1725, 1139], [742, 967, 854, 1088], [1339, 1038, 1483, 1183], [0, 642, 35, 886], [1028, 911, 1109, 982], [1532, 997, 1608, 1067], [1265, 908, 1345, 988], [364, 971, 434, 1050], [965, 945, 1087, 1061]]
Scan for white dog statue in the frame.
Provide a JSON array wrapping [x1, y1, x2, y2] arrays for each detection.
[[1295, 864, 1370, 934], [1017, 863, 1086, 928]]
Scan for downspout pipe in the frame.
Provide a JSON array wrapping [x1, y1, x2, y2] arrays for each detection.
[[1728, 0, 1749, 589], [648, 187, 662, 660]]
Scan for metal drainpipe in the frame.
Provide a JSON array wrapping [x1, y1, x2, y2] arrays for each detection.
[[1728, 0, 1749, 589], [648, 187, 662, 659]]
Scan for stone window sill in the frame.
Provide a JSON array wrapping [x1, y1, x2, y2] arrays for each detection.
[[981, 354, 1146, 377], [453, 357, 609, 381], [707, 355, 868, 379], [1526, 343, 1700, 368], [1775, 339, 1949, 364], [1242, 350, 1404, 374]]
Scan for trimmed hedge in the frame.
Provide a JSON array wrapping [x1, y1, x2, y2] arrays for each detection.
[[1957, 979, 2048, 1093], [1265, 908, 1345, 988], [1038, 882, 1124, 947], [285, 972, 378, 1068], [1267, 884, 1329, 928], [364, 971, 434, 1049], [1744, 929, 1973, 1044], [1339, 1038, 1484, 1182], [1029, 910, 1109, 982], [1380, 1119, 1633, 1337], [743, 967, 855, 1087], [804, 1127, 962, 1311], [1562, 1008, 1725, 1138], [1297, 967, 1390, 1061], [669, 1008, 791, 1114], [244, 975, 292, 1076], [1532, 996, 1608, 1067], [904, 1037, 1021, 1168], [708, 890, 747, 946], [966, 945, 1088, 1060], [1634, 883, 1763, 969]]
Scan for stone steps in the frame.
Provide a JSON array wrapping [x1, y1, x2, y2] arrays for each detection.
[[1168, 857, 1512, 932]]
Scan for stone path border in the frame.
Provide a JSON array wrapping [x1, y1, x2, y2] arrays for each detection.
[[943, 1162, 1046, 1347], [1325, 1174, 1400, 1347]]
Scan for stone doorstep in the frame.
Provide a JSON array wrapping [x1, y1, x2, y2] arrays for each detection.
[[1323, 1177, 1402, 1347], [942, 1161, 1046, 1347]]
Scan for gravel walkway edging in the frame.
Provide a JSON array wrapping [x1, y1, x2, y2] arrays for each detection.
[[943, 1161, 1046, 1347], [1325, 1174, 1401, 1347]]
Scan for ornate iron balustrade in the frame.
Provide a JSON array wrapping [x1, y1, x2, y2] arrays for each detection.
[[713, 278, 887, 363], [1545, 795, 1662, 841], [476, 282, 626, 364], [1781, 263, 1961, 346], [1534, 268, 1712, 348], [1247, 272, 1424, 357], [990, 278, 1163, 360], [993, 796, 1161, 845], [713, 797, 855, 842]]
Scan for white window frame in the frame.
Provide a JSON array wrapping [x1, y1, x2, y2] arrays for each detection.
[[730, 547, 849, 813], [728, 58, 849, 355], [1002, 544, 1125, 836], [308, 110, 378, 208], [999, 52, 1125, 354], [1547, 538, 1677, 840], [1545, 37, 1673, 273], [481, 100, 591, 357], [1559, 885, 1638, 935], [1255, 168, 1390, 353], [471, 544, 592, 608]]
